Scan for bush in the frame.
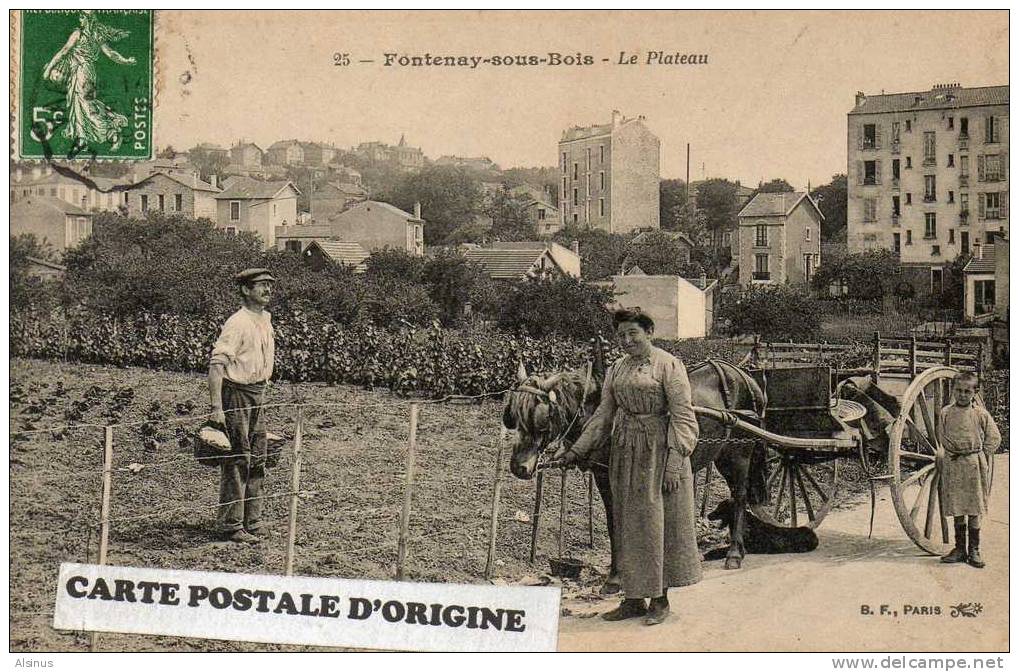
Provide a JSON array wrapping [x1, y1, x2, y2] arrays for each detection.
[[10, 234, 61, 313], [719, 285, 821, 341], [421, 251, 488, 326], [494, 275, 614, 340]]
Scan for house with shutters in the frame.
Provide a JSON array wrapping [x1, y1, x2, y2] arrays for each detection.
[[736, 192, 823, 287], [124, 171, 221, 219], [847, 83, 1008, 297], [11, 196, 93, 253], [214, 177, 300, 249]]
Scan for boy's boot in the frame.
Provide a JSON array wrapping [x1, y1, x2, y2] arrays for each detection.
[[602, 598, 647, 621], [940, 520, 967, 563], [967, 526, 985, 568]]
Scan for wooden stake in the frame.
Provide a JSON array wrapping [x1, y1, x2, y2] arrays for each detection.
[[90, 426, 114, 652], [557, 469, 568, 559], [396, 403, 419, 580], [910, 334, 918, 378], [529, 470, 544, 563], [587, 472, 594, 548], [284, 406, 304, 576], [872, 331, 881, 384], [484, 427, 507, 580], [700, 461, 715, 517]]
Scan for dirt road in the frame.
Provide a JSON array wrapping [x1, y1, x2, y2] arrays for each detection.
[[558, 455, 1009, 652]]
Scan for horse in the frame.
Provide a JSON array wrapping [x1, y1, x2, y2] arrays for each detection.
[[502, 347, 770, 581]]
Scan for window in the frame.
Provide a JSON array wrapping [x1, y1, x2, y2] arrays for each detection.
[[225, 226, 237, 236], [562, 177, 567, 198], [948, 229, 955, 244], [905, 193, 912, 205], [230, 200, 241, 220], [931, 245, 940, 256], [755, 224, 768, 247], [573, 213, 578, 225], [924, 213, 937, 239], [980, 154, 1003, 182], [863, 198, 877, 222], [586, 147, 591, 169], [599, 198, 605, 217], [906, 156, 912, 169], [892, 159, 900, 180], [906, 120, 912, 132], [893, 232, 901, 253], [863, 160, 878, 185], [572, 188, 578, 207], [285, 240, 302, 253], [906, 230, 913, 245], [931, 268, 944, 296], [158, 194, 165, 211], [960, 192, 970, 217], [892, 195, 901, 217], [862, 124, 877, 149], [599, 145, 605, 164], [892, 122, 901, 143], [50, 187, 57, 197], [537, 208, 546, 220], [974, 280, 995, 314], [140, 194, 149, 212], [985, 116, 1000, 144], [948, 190, 955, 204], [586, 174, 590, 197], [948, 116, 954, 130], [948, 154, 954, 167], [960, 117, 969, 137], [124, 192, 129, 205], [561, 152, 566, 172], [924, 175, 936, 202], [960, 155, 970, 176], [803, 254, 813, 282], [573, 163, 578, 180], [273, 203, 277, 216], [805, 227, 811, 242], [923, 132, 936, 164], [982, 192, 1001, 219], [175, 194, 183, 211], [754, 253, 769, 277], [961, 230, 970, 254], [599, 171, 605, 190]]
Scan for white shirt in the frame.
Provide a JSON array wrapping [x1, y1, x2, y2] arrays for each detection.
[[210, 307, 275, 384]]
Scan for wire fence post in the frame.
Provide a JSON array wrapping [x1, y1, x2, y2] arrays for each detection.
[[557, 469, 568, 560], [89, 426, 114, 652], [396, 403, 419, 581], [484, 426, 507, 580], [284, 405, 304, 576], [529, 470, 544, 563], [587, 472, 594, 548]]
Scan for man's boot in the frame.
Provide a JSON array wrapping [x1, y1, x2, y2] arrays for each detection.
[[601, 598, 647, 621], [967, 526, 985, 568], [940, 521, 967, 563], [644, 595, 671, 626]]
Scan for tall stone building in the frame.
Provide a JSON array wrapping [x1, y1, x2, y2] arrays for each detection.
[[558, 111, 660, 234], [847, 83, 1008, 295]]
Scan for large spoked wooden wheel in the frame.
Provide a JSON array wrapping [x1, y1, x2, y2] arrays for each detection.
[[888, 366, 964, 555], [752, 448, 841, 529]]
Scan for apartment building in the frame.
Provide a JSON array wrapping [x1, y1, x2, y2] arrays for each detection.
[[847, 83, 1008, 295], [557, 111, 660, 234]]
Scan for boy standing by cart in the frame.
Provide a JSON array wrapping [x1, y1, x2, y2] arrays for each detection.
[[939, 371, 1001, 568]]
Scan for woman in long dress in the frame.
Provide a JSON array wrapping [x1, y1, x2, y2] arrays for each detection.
[[42, 10, 135, 151], [556, 309, 702, 625]]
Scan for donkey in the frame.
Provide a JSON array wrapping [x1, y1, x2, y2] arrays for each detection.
[[503, 344, 770, 581]]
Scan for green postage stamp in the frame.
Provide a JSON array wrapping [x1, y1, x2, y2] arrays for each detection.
[[15, 9, 154, 160]]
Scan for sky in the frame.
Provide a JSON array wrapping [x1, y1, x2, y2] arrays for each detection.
[[155, 10, 1008, 188]]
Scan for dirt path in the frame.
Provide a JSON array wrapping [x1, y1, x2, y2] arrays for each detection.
[[557, 455, 1009, 652]]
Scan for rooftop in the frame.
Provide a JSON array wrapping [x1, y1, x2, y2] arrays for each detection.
[[308, 240, 370, 272], [850, 84, 1008, 115], [464, 247, 554, 280], [215, 177, 297, 199], [13, 195, 91, 216], [963, 244, 997, 274], [738, 191, 824, 220]]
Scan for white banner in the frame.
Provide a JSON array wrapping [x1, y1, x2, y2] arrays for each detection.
[[52, 563, 560, 652]]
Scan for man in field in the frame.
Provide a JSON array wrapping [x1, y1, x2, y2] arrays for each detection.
[[208, 268, 276, 544]]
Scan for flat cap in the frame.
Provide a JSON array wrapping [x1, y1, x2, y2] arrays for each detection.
[[234, 267, 276, 285]]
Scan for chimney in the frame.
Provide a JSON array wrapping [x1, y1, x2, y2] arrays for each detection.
[[700, 271, 707, 288], [210, 174, 218, 189], [414, 201, 421, 219], [15, 167, 22, 181], [855, 91, 866, 107], [611, 110, 622, 128], [571, 239, 579, 256]]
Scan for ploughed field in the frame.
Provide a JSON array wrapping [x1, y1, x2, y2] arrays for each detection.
[[10, 358, 869, 652]]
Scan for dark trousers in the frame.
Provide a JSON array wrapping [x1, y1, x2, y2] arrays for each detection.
[[217, 379, 268, 533]]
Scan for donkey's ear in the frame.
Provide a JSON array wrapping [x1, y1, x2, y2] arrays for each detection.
[[502, 402, 517, 429], [516, 360, 528, 384]]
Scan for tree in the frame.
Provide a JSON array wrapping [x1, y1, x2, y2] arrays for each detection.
[[188, 147, 229, 183], [757, 178, 795, 193], [364, 248, 427, 285], [551, 225, 631, 280], [719, 284, 821, 341], [623, 230, 703, 276], [387, 165, 484, 245], [285, 165, 328, 214], [422, 250, 488, 325], [157, 146, 178, 159], [500, 166, 560, 207], [10, 234, 60, 312], [811, 174, 848, 241], [486, 187, 534, 241], [811, 249, 900, 300], [494, 275, 614, 339], [695, 179, 740, 247]]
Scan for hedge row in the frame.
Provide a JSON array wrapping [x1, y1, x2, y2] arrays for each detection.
[[11, 309, 751, 399]]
